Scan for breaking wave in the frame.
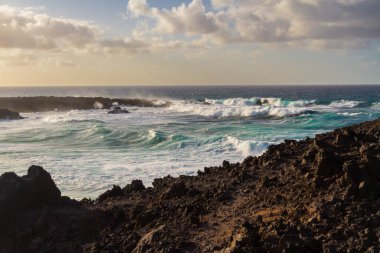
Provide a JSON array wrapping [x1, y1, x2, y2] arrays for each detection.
[[226, 136, 276, 156], [164, 97, 368, 118], [329, 100, 362, 108], [167, 97, 318, 118]]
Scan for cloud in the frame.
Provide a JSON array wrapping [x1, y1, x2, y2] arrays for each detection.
[[0, 5, 159, 66], [0, 5, 99, 50], [128, 0, 380, 49], [2, 0, 379, 68], [127, 0, 150, 17]]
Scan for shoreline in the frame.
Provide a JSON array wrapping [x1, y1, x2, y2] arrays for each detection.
[[1, 118, 379, 252], [0, 96, 165, 113]]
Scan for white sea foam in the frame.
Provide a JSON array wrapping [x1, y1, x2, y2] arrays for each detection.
[[226, 136, 275, 156], [371, 102, 380, 110], [337, 112, 363, 116], [329, 100, 361, 108], [93, 101, 104, 109], [168, 97, 316, 118]]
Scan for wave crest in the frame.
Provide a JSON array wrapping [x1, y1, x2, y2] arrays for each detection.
[[168, 97, 317, 118]]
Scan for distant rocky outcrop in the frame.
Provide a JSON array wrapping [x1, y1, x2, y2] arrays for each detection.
[[107, 106, 130, 114], [1, 119, 380, 252], [0, 109, 24, 119], [0, 97, 166, 113]]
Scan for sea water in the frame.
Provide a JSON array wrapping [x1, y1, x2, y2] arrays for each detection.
[[1, 85, 380, 199]]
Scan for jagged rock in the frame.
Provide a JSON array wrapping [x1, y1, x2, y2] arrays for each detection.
[[124, 180, 146, 194], [97, 185, 124, 202], [219, 222, 262, 253], [131, 225, 165, 253], [0, 165, 61, 217], [160, 181, 188, 199], [0, 97, 158, 112], [0, 109, 24, 120], [314, 149, 339, 177], [335, 131, 357, 146], [107, 106, 130, 114], [343, 160, 362, 183]]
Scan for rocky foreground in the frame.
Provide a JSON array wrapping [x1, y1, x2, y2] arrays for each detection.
[[1, 120, 380, 253]]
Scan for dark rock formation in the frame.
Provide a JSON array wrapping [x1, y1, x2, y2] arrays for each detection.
[[0, 97, 168, 113], [0, 165, 61, 217], [1, 119, 380, 252], [0, 109, 24, 119], [107, 106, 130, 114]]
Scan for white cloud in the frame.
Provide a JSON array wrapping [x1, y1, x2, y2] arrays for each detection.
[[127, 0, 149, 17], [0, 5, 99, 50], [0, 5, 159, 65], [1, 0, 379, 68], [127, 0, 380, 49]]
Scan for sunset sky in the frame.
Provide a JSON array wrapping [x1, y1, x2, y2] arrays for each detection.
[[0, 0, 379, 86]]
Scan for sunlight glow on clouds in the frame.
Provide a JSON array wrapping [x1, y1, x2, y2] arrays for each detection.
[[0, 0, 379, 85], [127, 0, 380, 48]]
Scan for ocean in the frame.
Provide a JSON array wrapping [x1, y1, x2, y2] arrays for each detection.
[[1, 85, 380, 199]]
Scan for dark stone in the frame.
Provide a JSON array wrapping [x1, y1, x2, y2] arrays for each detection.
[[0, 109, 24, 120], [358, 180, 373, 198], [223, 222, 262, 253], [343, 161, 362, 183], [223, 160, 231, 168], [161, 181, 188, 199], [107, 106, 130, 114], [314, 149, 339, 178], [0, 165, 61, 217], [124, 180, 146, 195], [97, 185, 124, 202], [0, 97, 158, 113], [335, 133, 352, 146]]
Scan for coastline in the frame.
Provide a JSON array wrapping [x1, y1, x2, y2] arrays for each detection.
[[1, 119, 379, 252], [0, 96, 164, 113]]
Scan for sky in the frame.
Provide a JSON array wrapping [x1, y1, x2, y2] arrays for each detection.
[[0, 0, 379, 86]]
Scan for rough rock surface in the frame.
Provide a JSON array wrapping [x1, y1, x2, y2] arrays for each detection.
[[1, 119, 380, 253], [107, 106, 130, 114], [0, 165, 62, 217], [0, 108, 24, 119]]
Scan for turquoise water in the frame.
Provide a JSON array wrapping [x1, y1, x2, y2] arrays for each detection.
[[0, 86, 380, 199]]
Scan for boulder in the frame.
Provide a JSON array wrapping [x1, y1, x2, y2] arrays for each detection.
[[0, 165, 61, 217], [124, 180, 146, 194], [107, 106, 129, 114], [314, 149, 339, 178], [97, 185, 124, 202], [0, 109, 24, 120]]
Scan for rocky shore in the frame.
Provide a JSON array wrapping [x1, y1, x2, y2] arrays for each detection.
[[1, 119, 379, 253], [0, 109, 24, 120], [0, 97, 163, 113]]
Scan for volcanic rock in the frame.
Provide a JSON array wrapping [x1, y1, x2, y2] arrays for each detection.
[[0, 165, 61, 217], [107, 106, 130, 114], [0, 108, 23, 119], [1, 119, 380, 252]]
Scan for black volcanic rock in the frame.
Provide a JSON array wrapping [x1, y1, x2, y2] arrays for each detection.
[[0, 165, 61, 217], [107, 106, 130, 114], [1, 119, 380, 252], [0, 108, 23, 119], [0, 97, 165, 113]]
